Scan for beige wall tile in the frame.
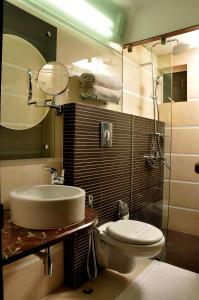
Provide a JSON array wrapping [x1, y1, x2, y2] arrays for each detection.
[[123, 45, 157, 119], [123, 92, 153, 118], [159, 103, 172, 125], [123, 59, 152, 99], [172, 102, 199, 126], [42, 245, 64, 296], [1, 160, 62, 208], [3, 244, 64, 300], [170, 181, 199, 210], [160, 102, 199, 127], [170, 128, 199, 154], [3, 257, 44, 300], [168, 206, 199, 236], [170, 155, 199, 182]]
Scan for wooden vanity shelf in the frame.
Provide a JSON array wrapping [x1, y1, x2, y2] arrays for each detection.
[[2, 208, 98, 266]]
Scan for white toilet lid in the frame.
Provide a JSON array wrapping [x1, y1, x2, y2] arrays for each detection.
[[106, 220, 163, 245]]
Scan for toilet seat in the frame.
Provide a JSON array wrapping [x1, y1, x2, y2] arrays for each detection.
[[106, 220, 163, 245], [95, 220, 165, 271]]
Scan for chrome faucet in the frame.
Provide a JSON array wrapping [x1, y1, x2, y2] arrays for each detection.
[[43, 166, 65, 185]]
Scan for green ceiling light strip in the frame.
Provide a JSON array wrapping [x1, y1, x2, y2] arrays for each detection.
[[47, 0, 114, 38], [9, 0, 126, 44]]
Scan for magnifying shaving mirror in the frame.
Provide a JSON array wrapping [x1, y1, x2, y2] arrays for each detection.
[[36, 61, 69, 114]]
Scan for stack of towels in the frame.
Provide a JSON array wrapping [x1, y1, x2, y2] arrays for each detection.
[[80, 73, 122, 104]]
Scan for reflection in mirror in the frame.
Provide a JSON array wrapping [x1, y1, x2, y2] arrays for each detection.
[[1, 34, 50, 130], [37, 61, 69, 96]]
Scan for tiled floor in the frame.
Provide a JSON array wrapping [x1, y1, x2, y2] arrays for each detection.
[[41, 258, 151, 300], [41, 259, 199, 300], [165, 230, 199, 273]]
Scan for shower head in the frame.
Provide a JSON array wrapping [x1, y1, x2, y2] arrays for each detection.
[[151, 38, 189, 55], [172, 42, 189, 55], [155, 75, 162, 85]]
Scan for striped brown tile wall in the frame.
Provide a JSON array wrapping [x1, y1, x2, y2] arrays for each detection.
[[64, 229, 90, 288], [62, 103, 164, 288], [63, 103, 132, 225]]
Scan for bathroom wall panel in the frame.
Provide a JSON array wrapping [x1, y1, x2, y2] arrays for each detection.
[[64, 230, 89, 289], [63, 104, 76, 186], [63, 103, 132, 225], [171, 155, 199, 182], [63, 103, 132, 287], [63, 103, 164, 288], [166, 128, 199, 154], [169, 206, 199, 236], [170, 181, 199, 210]]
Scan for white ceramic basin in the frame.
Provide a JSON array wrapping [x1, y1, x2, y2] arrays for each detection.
[[9, 185, 85, 229]]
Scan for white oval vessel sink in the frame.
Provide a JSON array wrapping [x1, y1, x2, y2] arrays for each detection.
[[9, 185, 85, 229]]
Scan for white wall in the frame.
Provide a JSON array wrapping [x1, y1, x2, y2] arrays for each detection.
[[124, 0, 199, 44]]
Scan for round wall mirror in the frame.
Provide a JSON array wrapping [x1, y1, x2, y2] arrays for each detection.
[[1, 34, 49, 130], [37, 61, 69, 96]]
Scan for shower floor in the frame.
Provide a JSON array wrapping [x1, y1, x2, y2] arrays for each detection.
[[165, 229, 199, 273]]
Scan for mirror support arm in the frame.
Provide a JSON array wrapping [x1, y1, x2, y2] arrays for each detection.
[[46, 101, 63, 115], [27, 97, 63, 115], [27, 69, 33, 104]]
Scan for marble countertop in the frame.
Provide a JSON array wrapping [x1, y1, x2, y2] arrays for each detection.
[[2, 208, 98, 265]]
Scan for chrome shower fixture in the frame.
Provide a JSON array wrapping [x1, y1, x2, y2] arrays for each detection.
[[155, 75, 162, 84], [172, 41, 189, 55], [144, 133, 171, 170]]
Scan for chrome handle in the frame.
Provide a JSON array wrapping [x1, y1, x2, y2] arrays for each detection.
[[104, 129, 110, 141], [43, 166, 57, 174]]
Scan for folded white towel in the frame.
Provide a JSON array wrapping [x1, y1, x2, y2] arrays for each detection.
[[80, 73, 122, 91], [80, 85, 121, 104], [80, 85, 94, 98], [94, 86, 121, 103]]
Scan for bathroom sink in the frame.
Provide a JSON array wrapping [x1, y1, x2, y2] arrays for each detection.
[[9, 185, 85, 229]]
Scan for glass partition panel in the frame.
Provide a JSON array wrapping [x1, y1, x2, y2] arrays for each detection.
[[123, 41, 173, 260]]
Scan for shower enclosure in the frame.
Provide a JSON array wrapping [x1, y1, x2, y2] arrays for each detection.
[[123, 29, 199, 273]]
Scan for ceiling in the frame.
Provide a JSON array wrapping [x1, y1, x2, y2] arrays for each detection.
[[112, 0, 161, 9]]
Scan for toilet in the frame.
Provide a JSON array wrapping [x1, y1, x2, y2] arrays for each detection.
[[94, 219, 165, 274]]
